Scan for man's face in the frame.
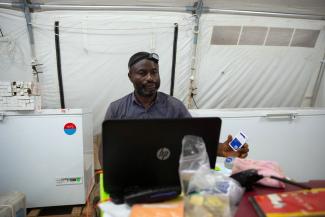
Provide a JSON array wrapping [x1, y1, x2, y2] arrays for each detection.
[[128, 59, 160, 97]]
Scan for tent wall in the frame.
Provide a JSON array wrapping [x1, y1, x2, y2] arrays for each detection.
[[0, 9, 32, 81], [194, 14, 325, 108], [1, 7, 325, 134], [30, 10, 194, 134]]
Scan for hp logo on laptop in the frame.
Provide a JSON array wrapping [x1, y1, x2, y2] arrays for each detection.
[[156, 147, 171, 160]]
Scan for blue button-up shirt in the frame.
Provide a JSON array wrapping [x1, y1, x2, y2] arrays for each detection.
[[105, 92, 191, 120]]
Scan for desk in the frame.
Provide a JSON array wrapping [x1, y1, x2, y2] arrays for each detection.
[[98, 180, 325, 217], [234, 180, 325, 217]]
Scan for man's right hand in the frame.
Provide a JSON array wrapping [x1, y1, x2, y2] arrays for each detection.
[[218, 135, 249, 158]]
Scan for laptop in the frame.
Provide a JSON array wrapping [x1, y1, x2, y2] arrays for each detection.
[[102, 117, 222, 203]]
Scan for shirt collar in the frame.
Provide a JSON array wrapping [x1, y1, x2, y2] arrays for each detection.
[[132, 91, 160, 107]]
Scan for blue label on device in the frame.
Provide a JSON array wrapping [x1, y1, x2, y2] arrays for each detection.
[[230, 138, 242, 150]]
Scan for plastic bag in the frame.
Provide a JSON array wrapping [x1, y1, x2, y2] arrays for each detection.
[[185, 169, 244, 217], [185, 190, 230, 217], [179, 135, 210, 194], [179, 135, 244, 217]]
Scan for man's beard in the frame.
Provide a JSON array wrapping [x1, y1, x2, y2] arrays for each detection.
[[136, 82, 160, 97]]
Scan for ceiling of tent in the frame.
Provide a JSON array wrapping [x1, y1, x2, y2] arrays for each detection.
[[1, 0, 325, 17]]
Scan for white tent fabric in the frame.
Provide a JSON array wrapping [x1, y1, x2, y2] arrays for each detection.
[[31, 10, 193, 133], [194, 14, 325, 108], [1, 6, 325, 134], [0, 9, 32, 81]]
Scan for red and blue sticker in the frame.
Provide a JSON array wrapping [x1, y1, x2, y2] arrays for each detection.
[[64, 122, 77, 135]]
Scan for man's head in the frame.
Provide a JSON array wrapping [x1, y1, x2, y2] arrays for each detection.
[[128, 52, 160, 98]]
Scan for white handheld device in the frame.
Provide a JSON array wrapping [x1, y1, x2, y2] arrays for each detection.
[[229, 131, 248, 151]]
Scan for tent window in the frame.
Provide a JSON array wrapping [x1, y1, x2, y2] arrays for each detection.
[[238, 26, 268, 45], [210, 26, 241, 45], [291, 29, 320, 48], [265, 28, 294, 46], [211, 26, 320, 48]]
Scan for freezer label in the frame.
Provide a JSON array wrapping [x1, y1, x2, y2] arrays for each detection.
[[56, 177, 83, 185], [64, 122, 77, 135]]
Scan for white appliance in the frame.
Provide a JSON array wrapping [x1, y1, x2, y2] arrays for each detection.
[[0, 109, 94, 208], [190, 108, 325, 182]]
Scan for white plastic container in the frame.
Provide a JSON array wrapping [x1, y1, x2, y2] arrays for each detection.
[[0, 192, 26, 217]]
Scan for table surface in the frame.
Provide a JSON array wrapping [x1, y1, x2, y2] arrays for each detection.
[[234, 180, 325, 217]]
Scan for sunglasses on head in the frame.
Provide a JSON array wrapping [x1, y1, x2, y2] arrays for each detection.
[[129, 53, 159, 68]]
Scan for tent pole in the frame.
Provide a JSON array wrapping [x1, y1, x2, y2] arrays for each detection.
[[20, 0, 42, 100], [187, 0, 204, 109], [0, 2, 14, 9], [170, 23, 178, 96], [29, 4, 189, 12], [54, 21, 66, 109], [22, 0, 42, 83], [208, 9, 325, 20], [23, 0, 35, 65]]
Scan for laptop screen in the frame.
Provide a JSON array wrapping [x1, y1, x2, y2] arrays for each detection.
[[102, 117, 222, 202]]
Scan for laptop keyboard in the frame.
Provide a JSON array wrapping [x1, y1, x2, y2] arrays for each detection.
[[124, 185, 181, 205]]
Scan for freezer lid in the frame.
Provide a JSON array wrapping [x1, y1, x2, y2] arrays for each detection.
[[0, 108, 91, 117], [190, 108, 325, 118]]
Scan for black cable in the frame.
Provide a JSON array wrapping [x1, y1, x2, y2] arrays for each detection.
[[269, 176, 311, 190], [0, 28, 4, 37], [170, 23, 178, 96], [54, 21, 66, 109], [230, 169, 312, 190]]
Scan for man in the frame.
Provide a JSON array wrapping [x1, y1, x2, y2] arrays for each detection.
[[105, 51, 249, 158]]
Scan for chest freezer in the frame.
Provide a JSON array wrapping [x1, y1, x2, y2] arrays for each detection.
[[0, 109, 94, 208], [190, 108, 325, 182]]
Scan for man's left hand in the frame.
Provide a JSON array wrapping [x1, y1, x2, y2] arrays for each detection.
[[218, 135, 249, 158]]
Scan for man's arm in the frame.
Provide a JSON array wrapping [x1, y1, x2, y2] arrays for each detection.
[[105, 103, 116, 120], [100, 103, 116, 168], [176, 100, 249, 158]]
